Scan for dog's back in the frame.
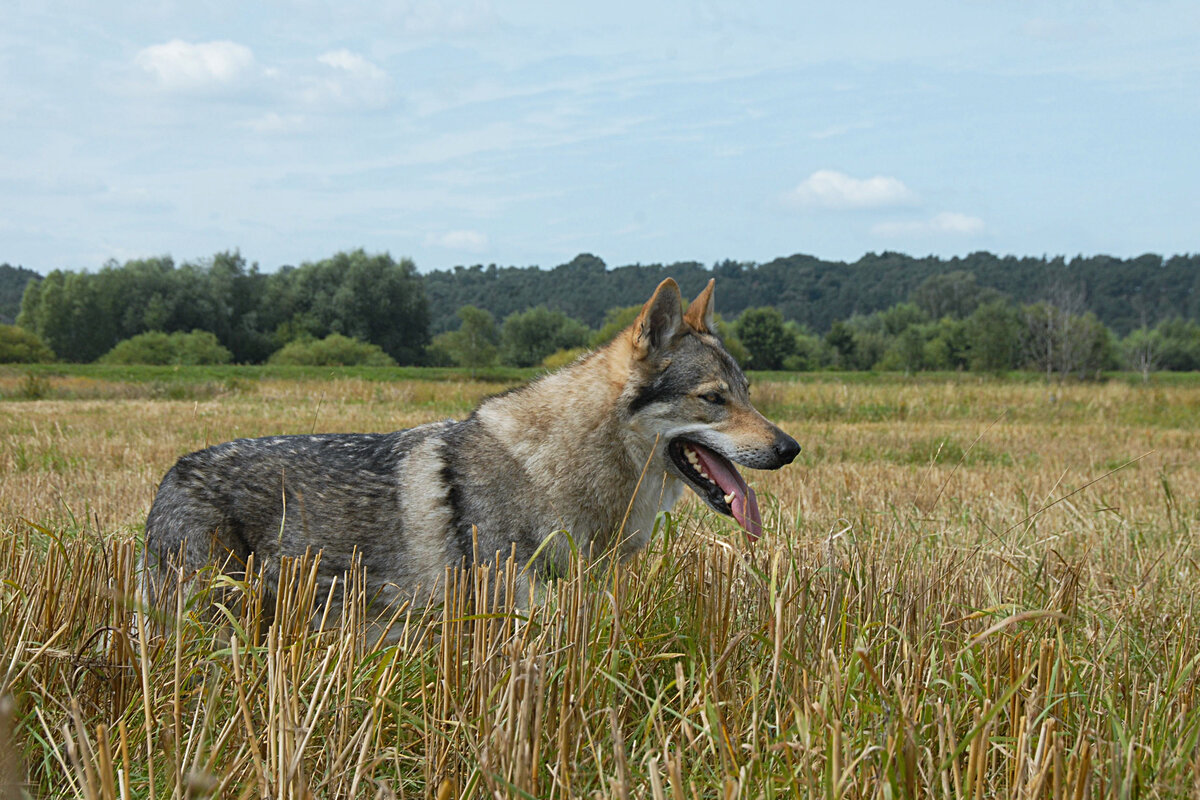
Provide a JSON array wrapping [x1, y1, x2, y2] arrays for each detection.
[[144, 421, 459, 618]]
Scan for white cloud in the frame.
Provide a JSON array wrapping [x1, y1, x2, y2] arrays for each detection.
[[871, 212, 986, 237], [303, 50, 390, 108], [932, 212, 986, 234], [787, 169, 917, 210], [135, 40, 255, 90], [318, 50, 386, 79], [425, 229, 489, 251]]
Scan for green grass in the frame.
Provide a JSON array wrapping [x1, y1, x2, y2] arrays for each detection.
[[8, 363, 1200, 389], [1, 363, 537, 388]]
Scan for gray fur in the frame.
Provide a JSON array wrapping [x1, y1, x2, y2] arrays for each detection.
[[143, 279, 799, 634]]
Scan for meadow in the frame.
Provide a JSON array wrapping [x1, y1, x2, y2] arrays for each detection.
[[2, 366, 1199, 798]]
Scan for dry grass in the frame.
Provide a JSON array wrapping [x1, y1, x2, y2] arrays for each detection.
[[2, 372, 1200, 798]]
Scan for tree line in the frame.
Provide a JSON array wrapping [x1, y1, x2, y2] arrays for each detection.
[[10, 251, 428, 365], [424, 251, 1200, 336], [3, 249, 1199, 376], [0, 263, 40, 325]]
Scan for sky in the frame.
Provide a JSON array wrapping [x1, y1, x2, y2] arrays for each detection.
[[2, 1, 1198, 275]]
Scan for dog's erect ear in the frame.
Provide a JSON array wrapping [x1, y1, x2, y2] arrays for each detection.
[[632, 279, 684, 359], [683, 278, 715, 334]]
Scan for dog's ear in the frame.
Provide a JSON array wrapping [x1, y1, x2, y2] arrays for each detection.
[[632, 279, 684, 359], [683, 278, 715, 334]]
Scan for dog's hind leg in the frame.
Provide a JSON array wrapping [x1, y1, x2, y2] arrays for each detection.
[[144, 471, 264, 630], [142, 528, 262, 631]]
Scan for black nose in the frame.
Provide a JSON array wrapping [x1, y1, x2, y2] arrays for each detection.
[[774, 433, 801, 465]]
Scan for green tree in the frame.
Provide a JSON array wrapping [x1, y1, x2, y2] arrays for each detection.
[[1150, 318, 1200, 371], [18, 270, 114, 362], [0, 263, 41, 325], [0, 324, 55, 363], [783, 323, 828, 371], [851, 331, 889, 371], [16, 252, 274, 363], [910, 271, 1002, 319], [712, 315, 749, 365], [873, 302, 930, 336], [194, 251, 272, 363], [1022, 302, 1116, 380], [829, 313, 893, 371], [735, 307, 795, 370], [825, 320, 856, 370], [922, 317, 970, 371], [877, 327, 926, 372], [965, 300, 1021, 373], [499, 306, 590, 367], [1074, 312, 1117, 377], [431, 306, 499, 369], [263, 250, 429, 364]]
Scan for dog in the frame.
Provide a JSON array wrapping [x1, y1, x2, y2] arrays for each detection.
[[143, 278, 800, 632]]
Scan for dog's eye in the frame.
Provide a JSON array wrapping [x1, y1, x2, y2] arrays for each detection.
[[701, 392, 726, 405]]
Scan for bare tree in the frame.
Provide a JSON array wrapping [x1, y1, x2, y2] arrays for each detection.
[[1022, 302, 1058, 380], [1049, 282, 1088, 378], [1023, 281, 1106, 380], [1122, 305, 1161, 382], [1124, 328, 1160, 382]]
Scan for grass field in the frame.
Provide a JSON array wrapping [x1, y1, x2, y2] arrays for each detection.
[[2, 367, 1199, 798]]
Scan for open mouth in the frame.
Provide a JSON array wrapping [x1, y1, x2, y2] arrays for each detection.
[[668, 439, 762, 541]]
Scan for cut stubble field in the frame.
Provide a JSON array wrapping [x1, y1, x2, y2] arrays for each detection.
[[2, 369, 1199, 798]]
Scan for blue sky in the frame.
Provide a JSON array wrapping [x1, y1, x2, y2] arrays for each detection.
[[2, 1, 1197, 274]]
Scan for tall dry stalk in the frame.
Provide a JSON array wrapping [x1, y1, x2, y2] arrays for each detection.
[[2, 374, 1199, 797]]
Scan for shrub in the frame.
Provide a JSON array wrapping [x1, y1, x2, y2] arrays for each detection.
[[432, 306, 499, 368], [99, 330, 233, 365], [102, 331, 173, 364], [0, 325, 56, 363], [17, 373, 51, 399], [423, 337, 456, 367], [590, 305, 642, 348], [174, 330, 234, 365], [541, 347, 588, 370], [268, 333, 396, 366]]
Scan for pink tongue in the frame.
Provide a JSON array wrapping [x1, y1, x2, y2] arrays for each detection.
[[688, 443, 763, 542]]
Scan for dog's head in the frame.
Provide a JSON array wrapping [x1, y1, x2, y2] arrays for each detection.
[[621, 278, 800, 540]]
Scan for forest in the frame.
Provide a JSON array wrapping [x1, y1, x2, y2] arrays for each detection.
[[423, 250, 1199, 336], [2, 249, 1198, 375]]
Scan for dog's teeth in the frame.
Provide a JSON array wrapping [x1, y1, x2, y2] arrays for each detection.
[[684, 447, 712, 482], [723, 492, 735, 504]]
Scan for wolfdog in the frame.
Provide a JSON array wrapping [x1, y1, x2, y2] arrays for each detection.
[[143, 278, 799, 630]]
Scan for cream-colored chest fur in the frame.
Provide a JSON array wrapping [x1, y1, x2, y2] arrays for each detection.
[[475, 352, 677, 558]]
